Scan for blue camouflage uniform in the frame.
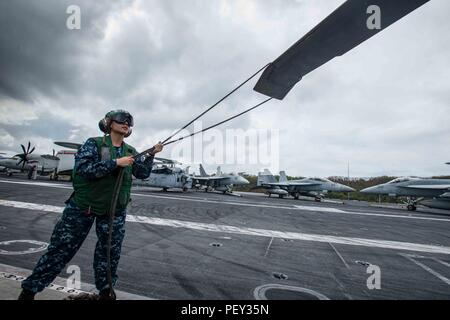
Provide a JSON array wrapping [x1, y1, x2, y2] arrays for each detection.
[[21, 138, 153, 293]]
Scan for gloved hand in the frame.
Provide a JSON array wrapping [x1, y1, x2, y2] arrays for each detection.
[[152, 142, 164, 155]]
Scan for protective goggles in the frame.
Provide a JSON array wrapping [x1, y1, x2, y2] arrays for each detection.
[[110, 113, 134, 127]]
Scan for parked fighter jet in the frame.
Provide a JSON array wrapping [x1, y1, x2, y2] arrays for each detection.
[[257, 169, 354, 200], [360, 177, 450, 211], [0, 142, 60, 178], [192, 164, 249, 194]]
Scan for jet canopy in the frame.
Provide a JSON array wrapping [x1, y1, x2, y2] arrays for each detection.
[[387, 177, 420, 184], [310, 178, 330, 183]]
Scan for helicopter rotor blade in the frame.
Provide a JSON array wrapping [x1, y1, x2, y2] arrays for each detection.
[[254, 0, 430, 100]]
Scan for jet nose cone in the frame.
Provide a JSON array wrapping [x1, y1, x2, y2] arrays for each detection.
[[240, 177, 250, 185], [360, 186, 376, 194], [332, 183, 354, 192], [342, 185, 355, 192]]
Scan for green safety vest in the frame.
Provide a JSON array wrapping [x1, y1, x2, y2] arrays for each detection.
[[72, 135, 136, 215]]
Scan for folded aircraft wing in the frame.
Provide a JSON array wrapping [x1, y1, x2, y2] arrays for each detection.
[[54, 142, 83, 150], [402, 184, 450, 199], [402, 184, 450, 190], [288, 182, 321, 187], [254, 0, 430, 100], [194, 176, 226, 181], [261, 182, 289, 187]]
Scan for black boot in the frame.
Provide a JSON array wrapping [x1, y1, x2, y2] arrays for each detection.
[[98, 288, 116, 300], [18, 289, 36, 300]]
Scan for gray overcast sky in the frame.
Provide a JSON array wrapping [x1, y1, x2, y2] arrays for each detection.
[[0, 0, 449, 177]]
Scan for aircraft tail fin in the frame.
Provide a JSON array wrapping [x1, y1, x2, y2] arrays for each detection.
[[257, 169, 277, 186], [279, 171, 288, 182], [185, 166, 190, 175], [216, 166, 222, 176], [199, 164, 208, 177]]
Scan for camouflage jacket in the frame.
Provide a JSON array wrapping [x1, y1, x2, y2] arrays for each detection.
[[74, 138, 154, 180]]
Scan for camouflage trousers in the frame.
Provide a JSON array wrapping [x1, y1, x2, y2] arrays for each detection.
[[21, 201, 126, 293]]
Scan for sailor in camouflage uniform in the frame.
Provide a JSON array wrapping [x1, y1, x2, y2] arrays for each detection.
[[19, 110, 163, 300]]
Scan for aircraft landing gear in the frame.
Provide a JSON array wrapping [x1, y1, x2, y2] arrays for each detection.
[[294, 193, 299, 200], [279, 194, 285, 199], [405, 197, 421, 212], [314, 197, 322, 202], [50, 172, 58, 181], [162, 188, 168, 192]]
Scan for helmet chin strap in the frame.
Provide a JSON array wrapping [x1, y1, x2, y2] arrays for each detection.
[[124, 127, 132, 138]]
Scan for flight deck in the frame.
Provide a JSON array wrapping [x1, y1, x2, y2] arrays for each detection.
[[0, 176, 449, 300]]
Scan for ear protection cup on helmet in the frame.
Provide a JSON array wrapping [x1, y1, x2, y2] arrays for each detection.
[[98, 117, 111, 134]]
